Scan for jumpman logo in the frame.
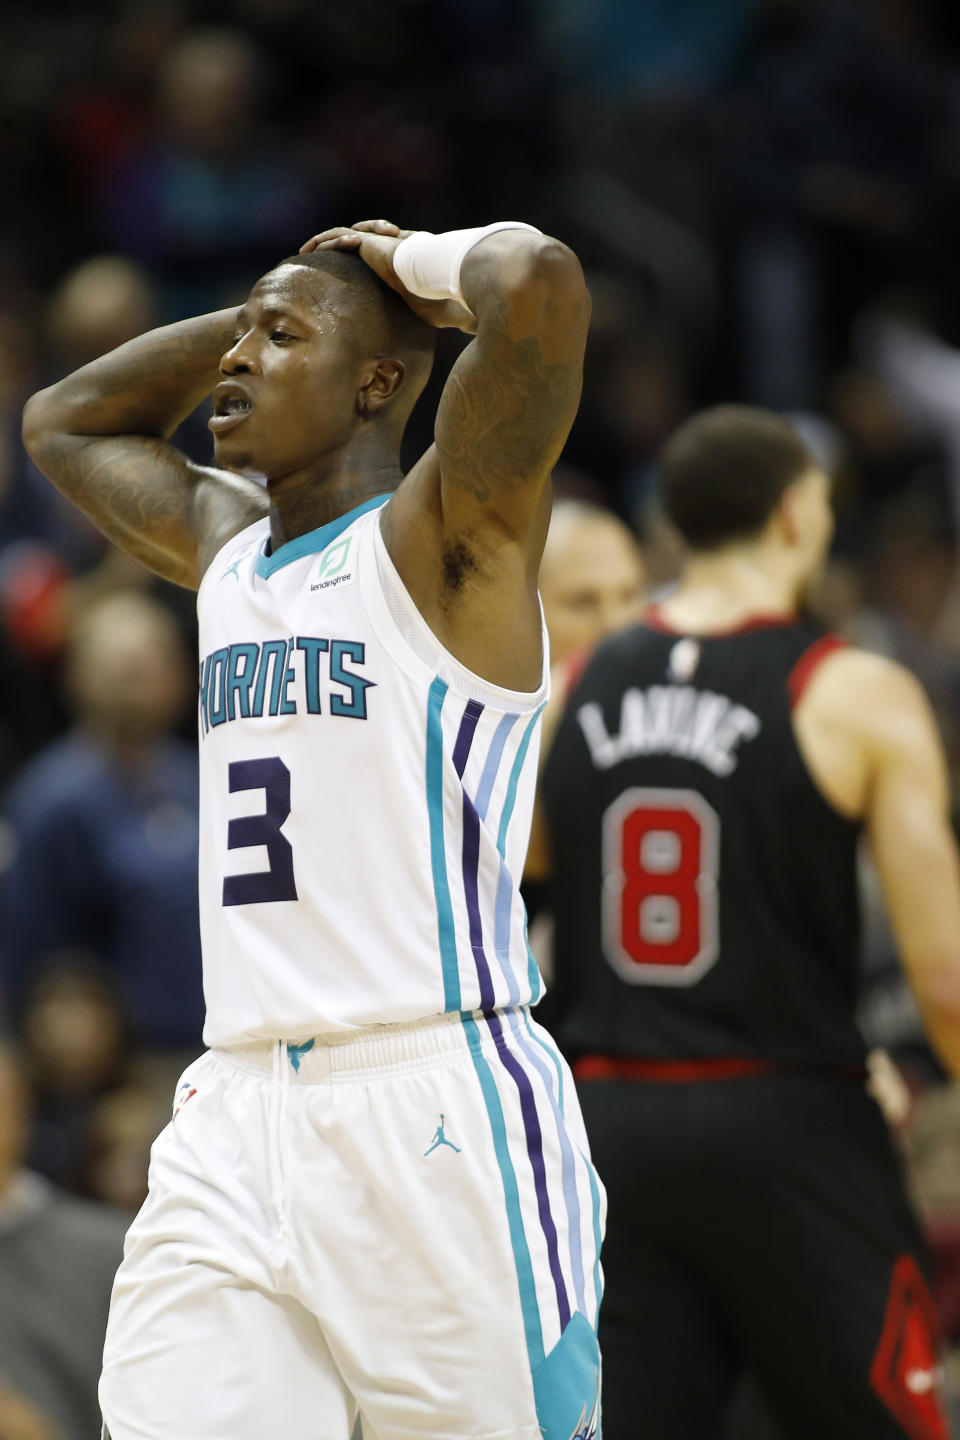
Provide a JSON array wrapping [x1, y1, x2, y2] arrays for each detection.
[[221, 543, 254, 582], [423, 1114, 462, 1156]]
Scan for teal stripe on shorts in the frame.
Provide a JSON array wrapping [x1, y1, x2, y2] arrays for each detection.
[[461, 1012, 544, 1368]]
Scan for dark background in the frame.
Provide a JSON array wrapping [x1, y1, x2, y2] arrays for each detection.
[[3, 1, 960, 1432]]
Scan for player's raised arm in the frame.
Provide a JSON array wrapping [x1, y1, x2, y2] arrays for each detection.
[[304, 219, 590, 539], [429, 228, 589, 540], [21, 309, 268, 589], [300, 218, 590, 688], [806, 647, 960, 1077], [858, 660, 960, 1078]]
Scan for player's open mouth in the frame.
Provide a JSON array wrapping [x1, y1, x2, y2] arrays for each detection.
[[209, 391, 253, 434]]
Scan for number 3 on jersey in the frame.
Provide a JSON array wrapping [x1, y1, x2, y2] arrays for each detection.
[[602, 787, 719, 986], [222, 757, 298, 906]]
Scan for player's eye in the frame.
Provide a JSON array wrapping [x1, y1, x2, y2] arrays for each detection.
[[270, 330, 295, 344]]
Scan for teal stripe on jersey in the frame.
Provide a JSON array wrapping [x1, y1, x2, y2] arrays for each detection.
[[496, 705, 545, 855], [426, 677, 461, 1011], [526, 932, 544, 1006], [581, 1149, 604, 1327], [461, 1013, 545, 1368]]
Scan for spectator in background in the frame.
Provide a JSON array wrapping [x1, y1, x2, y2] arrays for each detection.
[[46, 251, 213, 477], [6, 256, 166, 578], [717, 0, 944, 411], [539, 497, 645, 670], [0, 592, 203, 1060], [46, 256, 158, 372], [0, 1386, 60, 1440], [15, 958, 128, 1193], [526, 497, 645, 950], [98, 27, 312, 315], [80, 1081, 167, 1215], [0, 1032, 126, 1440]]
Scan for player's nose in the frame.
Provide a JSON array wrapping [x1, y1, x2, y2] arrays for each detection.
[[219, 337, 259, 378]]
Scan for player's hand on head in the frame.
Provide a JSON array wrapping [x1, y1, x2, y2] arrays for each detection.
[[298, 220, 407, 255], [298, 222, 477, 333]]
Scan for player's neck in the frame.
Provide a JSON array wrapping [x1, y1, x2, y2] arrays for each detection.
[[661, 545, 801, 632], [265, 441, 404, 553]]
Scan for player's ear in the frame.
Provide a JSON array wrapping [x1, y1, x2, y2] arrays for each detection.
[[778, 482, 804, 546], [357, 359, 405, 416]]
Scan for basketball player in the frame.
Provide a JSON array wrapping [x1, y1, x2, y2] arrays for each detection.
[[540, 405, 960, 1439], [22, 219, 604, 1440]]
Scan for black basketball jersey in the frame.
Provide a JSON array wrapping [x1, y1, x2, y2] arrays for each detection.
[[541, 612, 866, 1068]]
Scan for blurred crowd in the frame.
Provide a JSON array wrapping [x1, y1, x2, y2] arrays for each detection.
[[4, 0, 960, 1432]]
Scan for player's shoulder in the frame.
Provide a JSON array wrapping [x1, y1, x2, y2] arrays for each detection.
[[798, 642, 934, 741], [196, 506, 270, 595], [802, 642, 926, 707], [193, 466, 269, 582]]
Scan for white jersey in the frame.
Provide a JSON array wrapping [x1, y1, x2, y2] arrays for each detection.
[[196, 495, 548, 1048]]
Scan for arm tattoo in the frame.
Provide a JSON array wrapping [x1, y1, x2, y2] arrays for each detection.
[[435, 298, 582, 504], [24, 307, 260, 588], [35, 432, 263, 589]]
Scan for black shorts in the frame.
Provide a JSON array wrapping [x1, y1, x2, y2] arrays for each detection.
[[577, 1069, 950, 1440]]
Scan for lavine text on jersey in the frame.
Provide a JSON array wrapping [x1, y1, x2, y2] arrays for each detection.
[[577, 684, 760, 777]]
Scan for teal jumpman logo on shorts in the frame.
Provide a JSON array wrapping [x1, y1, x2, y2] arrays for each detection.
[[423, 1114, 462, 1156]]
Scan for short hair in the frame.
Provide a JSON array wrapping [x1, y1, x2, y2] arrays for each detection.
[[658, 405, 816, 551], [276, 250, 435, 412]]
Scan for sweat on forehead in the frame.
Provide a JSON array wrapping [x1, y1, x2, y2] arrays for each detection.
[[254, 250, 437, 371], [252, 261, 356, 317]]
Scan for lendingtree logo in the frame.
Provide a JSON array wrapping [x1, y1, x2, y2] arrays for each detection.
[[314, 536, 352, 582]]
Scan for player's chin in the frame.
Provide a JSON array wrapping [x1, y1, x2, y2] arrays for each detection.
[[212, 435, 257, 474]]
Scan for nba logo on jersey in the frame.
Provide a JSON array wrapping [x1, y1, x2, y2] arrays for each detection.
[[667, 637, 700, 682]]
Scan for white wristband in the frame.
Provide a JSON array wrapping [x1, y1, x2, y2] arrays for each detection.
[[392, 221, 542, 308]]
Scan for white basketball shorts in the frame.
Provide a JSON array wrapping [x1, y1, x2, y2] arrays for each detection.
[[99, 1007, 605, 1440]]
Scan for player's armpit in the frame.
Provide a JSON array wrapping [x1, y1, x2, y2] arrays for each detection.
[[435, 233, 590, 551], [863, 665, 960, 1078]]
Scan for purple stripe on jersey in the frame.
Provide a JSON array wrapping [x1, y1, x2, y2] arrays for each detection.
[[452, 699, 497, 1010], [462, 792, 496, 1011], [453, 699, 484, 779], [486, 1012, 571, 1332]]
